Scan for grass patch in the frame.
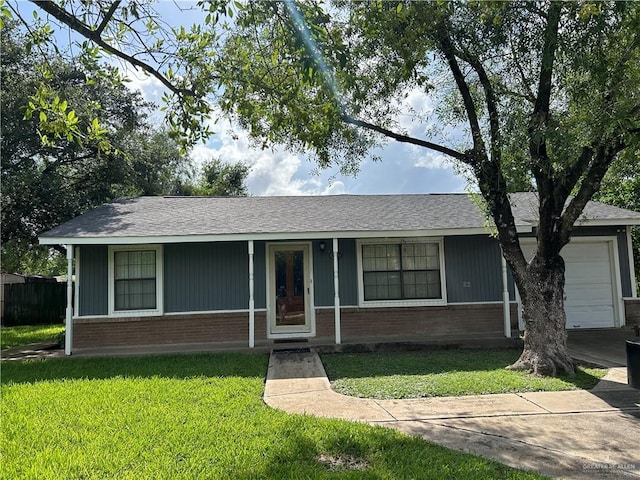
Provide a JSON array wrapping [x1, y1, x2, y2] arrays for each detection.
[[1, 353, 546, 479], [321, 348, 606, 399], [1, 324, 64, 350]]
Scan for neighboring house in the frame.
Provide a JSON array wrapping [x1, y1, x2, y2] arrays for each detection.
[[39, 193, 640, 355], [1, 273, 28, 285]]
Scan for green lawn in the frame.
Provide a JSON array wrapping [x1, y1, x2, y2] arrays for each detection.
[[1, 353, 546, 479], [321, 348, 607, 399], [1, 324, 64, 350]]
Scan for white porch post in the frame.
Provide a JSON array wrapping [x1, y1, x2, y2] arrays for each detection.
[[65, 244, 74, 355], [332, 238, 341, 344], [501, 249, 512, 338], [248, 240, 255, 348]]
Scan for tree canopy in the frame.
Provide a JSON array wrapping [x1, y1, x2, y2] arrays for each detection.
[[0, 20, 247, 274], [596, 150, 640, 290]]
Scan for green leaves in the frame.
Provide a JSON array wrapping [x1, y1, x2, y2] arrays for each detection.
[[24, 83, 106, 149], [0, 0, 12, 29], [2, 22, 196, 272]]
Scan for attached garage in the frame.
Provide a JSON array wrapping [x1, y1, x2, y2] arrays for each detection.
[[519, 238, 621, 330]]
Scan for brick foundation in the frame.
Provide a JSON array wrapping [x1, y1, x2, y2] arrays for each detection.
[[73, 313, 267, 349], [625, 299, 640, 327], [317, 303, 517, 342], [73, 303, 517, 350]]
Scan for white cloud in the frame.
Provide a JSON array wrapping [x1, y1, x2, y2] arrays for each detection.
[[397, 87, 435, 137], [413, 152, 451, 170], [120, 65, 166, 104], [189, 127, 347, 196], [189, 143, 217, 166], [322, 181, 346, 195]]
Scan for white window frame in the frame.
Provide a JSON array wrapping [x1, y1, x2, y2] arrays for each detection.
[[108, 244, 163, 317], [356, 237, 447, 307]]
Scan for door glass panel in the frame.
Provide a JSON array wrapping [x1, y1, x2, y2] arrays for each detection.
[[275, 250, 306, 326]]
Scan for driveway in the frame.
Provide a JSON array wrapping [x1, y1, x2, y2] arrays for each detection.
[[567, 328, 637, 367]]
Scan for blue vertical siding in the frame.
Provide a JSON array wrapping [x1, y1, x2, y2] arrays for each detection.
[[312, 240, 332, 306], [254, 241, 266, 309], [312, 239, 358, 306], [164, 242, 249, 312], [444, 235, 509, 303], [617, 229, 632, 297], [76, 225, 631, 317], [338, 239, 358, 305], [79, 245, 108, 316]]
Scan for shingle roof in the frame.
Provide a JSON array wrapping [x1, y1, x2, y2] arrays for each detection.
[[39, 192, 640, 243], [507, 192, 640, 224]]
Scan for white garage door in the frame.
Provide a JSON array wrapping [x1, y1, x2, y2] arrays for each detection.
[[520, 241, 617, 329]]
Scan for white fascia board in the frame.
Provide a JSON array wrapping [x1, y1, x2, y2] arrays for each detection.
[[519, 218, 640, 229], [39, 225, 533, 246], [574, 218, 640, 227]]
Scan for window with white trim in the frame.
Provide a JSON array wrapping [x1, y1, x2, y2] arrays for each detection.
[[361, 242, 442, 301], [109, 245, 163, 316], [114, 250, 157, 310]]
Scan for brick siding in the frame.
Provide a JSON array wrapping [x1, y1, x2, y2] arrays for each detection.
[[316, 303, 516, 342], [73, 313, 267, 349], [625, 299, 640, 327], [73, 303, 516, 350]]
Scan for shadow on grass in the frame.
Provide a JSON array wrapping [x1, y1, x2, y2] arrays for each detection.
[[1, 352, 269, 385], [321, 348, 605, 391], [230, 414, 544, 480]]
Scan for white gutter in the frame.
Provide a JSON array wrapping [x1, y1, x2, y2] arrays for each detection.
[[501, 249, 512, 338], [333, 238, 341, 345], [38, 225, 535, 246], [248, 240, 255, 348], [65, 245, 74, 355], [628, 227, 637, 298]]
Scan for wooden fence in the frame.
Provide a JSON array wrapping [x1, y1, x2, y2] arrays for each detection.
[[1, 282, 67, 326]]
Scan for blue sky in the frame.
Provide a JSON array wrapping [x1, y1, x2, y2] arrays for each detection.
[[18, 0, 469, 197]]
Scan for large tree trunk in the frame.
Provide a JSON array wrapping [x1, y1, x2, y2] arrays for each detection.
[[508, 253, 576, 376]]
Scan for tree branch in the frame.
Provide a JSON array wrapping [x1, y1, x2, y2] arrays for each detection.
[[508, 35, 536, 104], [455, 48, 501, 165], [30, 0, 196, 98], [95, 1, 121, 36], [560, 139, 625, 245], [7, 2, 59, 58], [450, 49, 528, 275], [531, 2, 562, 118], [339, 114, 465, 161], [436, 26, 485, 156], [555, 146, 593, 204], [528, 1, 562, 198], [527, 2, 563, 259]]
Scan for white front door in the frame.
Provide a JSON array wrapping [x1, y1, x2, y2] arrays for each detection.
[[267, 243, 315, 337]]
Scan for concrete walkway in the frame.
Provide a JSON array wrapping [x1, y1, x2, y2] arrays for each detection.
[[264, 350, 640, 480]]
